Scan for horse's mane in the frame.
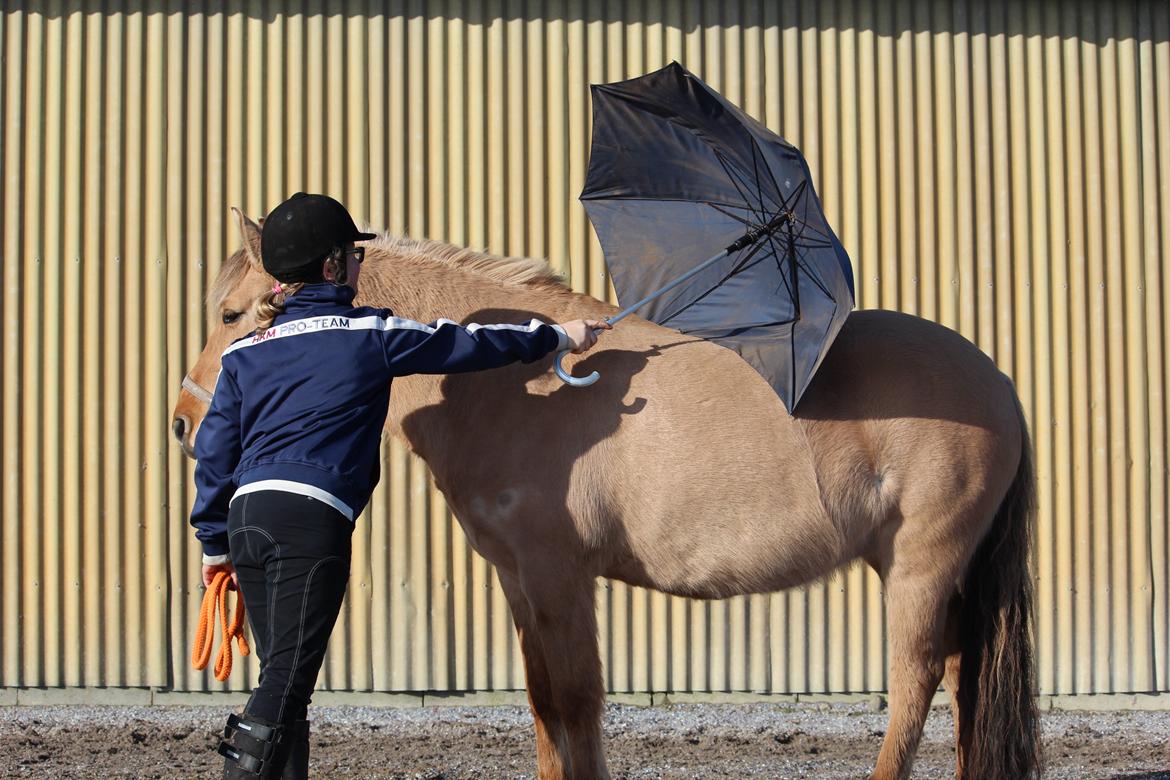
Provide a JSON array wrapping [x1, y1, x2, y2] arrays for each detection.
[[207, 230, 572, 314], [366, 233, 570, 292]]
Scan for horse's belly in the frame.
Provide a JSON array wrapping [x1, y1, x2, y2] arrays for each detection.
[[602, 493, 844, 600], [593, 380, 846, 598]]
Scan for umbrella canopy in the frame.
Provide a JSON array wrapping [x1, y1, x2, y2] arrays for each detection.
[[581, 62, 855, 412]]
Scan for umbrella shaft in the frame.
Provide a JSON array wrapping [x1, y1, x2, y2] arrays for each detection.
[[606, 248, 731, 326]]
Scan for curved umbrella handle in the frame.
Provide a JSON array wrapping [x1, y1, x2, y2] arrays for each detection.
[[554, 350, 601, 387]]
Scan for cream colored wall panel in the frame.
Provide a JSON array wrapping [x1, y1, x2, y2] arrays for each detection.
[[2, 7, 23, 687], [0, 1, 1166, 697]]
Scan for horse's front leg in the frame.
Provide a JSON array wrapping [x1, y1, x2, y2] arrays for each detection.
[[498, 569, 570, 780], [516, 561, 610, 780]]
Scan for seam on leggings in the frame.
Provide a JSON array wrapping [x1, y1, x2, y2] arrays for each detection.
[[228, 522, 282, 657], [268, 498, 282, 665], [277, 554, 341, 723], [235, 494, 282, 665], [228, 525, 278, 545]]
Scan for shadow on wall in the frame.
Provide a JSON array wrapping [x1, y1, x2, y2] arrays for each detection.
[[7, 0, 1169, 45]]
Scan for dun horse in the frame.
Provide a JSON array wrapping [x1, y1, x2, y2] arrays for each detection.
[[173, 211, 1040, 780]]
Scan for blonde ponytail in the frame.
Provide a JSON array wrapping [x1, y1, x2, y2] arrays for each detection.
[[253, 281, 305, 333]]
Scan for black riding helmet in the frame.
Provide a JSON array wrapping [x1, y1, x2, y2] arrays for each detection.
[[261, 192, 376, 283]]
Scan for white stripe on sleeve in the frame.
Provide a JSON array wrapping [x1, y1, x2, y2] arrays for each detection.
[[222, 314, 558, 356]]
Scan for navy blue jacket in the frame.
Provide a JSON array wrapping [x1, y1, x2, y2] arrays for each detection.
[[190, 283, 567, 557]]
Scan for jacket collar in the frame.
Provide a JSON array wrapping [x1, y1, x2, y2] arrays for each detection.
[[282, 283, 357, 313]]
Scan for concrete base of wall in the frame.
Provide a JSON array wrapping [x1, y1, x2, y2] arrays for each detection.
[[2, 688, 1168, 711]]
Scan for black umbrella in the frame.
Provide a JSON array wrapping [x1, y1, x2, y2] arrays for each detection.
[[554, 62, 855, 413]]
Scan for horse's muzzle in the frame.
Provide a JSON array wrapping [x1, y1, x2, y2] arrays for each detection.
[[173, 416, 196, 458]]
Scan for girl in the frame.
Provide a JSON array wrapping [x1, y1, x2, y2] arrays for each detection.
[[190, 192, 607, 779]]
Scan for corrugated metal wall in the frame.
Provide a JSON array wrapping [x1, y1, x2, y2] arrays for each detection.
[[1, 1, 1167, 697]]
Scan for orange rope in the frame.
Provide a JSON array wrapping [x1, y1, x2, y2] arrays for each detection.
[[192, 570, 251, 681]]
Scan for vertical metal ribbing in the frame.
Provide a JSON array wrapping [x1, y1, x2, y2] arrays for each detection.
[[1147, 0, 1170, 693], [1117, 3, 1154, 693], [79, 6, 106, 689], [1, 6, 25, 688], [1048, 1, 1076, 696], [21, 6, 46, 689], [167, 1, 194, 695], [1099, 6, 1129, 695]]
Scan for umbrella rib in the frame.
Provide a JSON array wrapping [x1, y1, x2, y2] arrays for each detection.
[[774, 180, 842, 248], [749, 142, 786, 220], [763, 230, 797, 302], [786, 186, 838, 246], [684, 317, 798, 338], [718, 151, 765, 216], [770, 222, 834, 302], [792, 249, 835, 299], [707, 203, 756, 228], [583, 195, 761, 210], [713, 150, 772, 228], [789, 238, 836, 249], [775, 177, 806, 211], [750, 135, 791, 215], [784, 211, 837, 248]]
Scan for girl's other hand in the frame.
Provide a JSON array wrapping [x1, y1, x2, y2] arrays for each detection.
[[202, 562, 240, 591]]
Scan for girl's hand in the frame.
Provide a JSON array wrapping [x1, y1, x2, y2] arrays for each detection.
[[560, 319, 611, 354], [202, 561, 240, 591]]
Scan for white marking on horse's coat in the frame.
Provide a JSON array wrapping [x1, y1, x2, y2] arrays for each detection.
[[470, 488, 522, 524]]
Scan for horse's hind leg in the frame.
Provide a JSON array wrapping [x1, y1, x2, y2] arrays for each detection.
[[498, 569, 569, 780], [941, 597, 967, 778], [870, 565, 954, 780]]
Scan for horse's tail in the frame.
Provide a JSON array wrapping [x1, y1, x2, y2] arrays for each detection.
[[956, 390, 1041, 780]]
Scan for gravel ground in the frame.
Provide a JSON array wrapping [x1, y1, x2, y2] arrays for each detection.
[[0, 702, 1167, 779]]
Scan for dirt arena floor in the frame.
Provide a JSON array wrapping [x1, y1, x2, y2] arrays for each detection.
[[1, 701, 1167, 779]]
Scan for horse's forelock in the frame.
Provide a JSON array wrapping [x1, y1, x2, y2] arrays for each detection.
[[205, 249, 255, 316]]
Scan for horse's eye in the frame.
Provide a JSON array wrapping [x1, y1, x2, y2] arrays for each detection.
[[222, 310, 243, 325]]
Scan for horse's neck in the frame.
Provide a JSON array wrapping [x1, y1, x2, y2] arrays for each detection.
[[372, 259, 609, 457]]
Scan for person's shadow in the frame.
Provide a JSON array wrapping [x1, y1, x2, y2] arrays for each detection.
[[397, 307, 670, 567]]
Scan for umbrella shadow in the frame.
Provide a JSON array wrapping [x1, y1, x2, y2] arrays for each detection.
[[790, 309, 1013, 429]]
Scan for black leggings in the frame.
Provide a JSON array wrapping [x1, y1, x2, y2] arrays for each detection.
[[227, 490, 353, 725]]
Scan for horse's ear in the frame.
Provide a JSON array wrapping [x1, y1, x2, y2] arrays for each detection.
[[231, 207, 264, 272]]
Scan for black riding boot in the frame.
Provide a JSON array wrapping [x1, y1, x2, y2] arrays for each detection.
[[219, 712, 293, 779], [280, 720, 310, 779]]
